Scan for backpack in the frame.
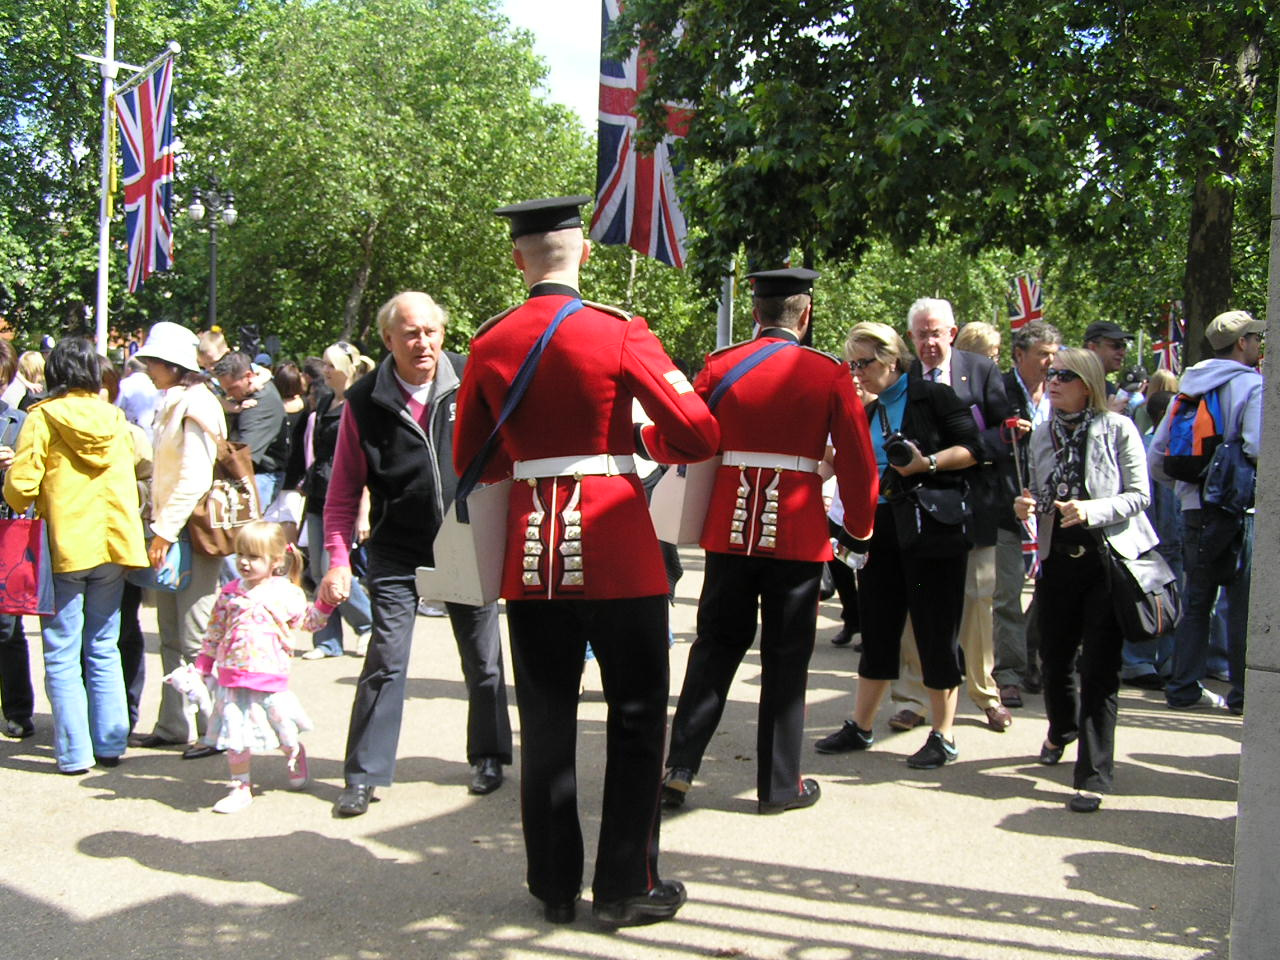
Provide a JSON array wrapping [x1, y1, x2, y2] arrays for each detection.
[[1162, 389, 1224, 483]]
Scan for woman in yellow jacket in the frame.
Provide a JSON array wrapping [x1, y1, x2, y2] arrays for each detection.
[[3, 338, 147, 773]]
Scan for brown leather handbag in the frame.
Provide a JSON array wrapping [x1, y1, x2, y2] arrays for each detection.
[[188, 438, 262, 556]]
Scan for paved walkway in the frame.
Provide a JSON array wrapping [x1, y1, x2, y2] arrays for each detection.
[[0, 550, 1237, 959]]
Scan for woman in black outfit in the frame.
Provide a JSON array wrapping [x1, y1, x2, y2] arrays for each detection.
[[815, 321, 979, 769], [1014, 348, 1155, 812]]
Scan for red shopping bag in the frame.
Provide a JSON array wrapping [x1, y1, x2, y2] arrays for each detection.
[[0, 517, 55, 616]]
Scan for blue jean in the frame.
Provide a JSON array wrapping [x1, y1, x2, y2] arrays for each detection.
[[1167, 510, 1252, 710], [305, 513, 372, 655], [43, 564, 129, 770]]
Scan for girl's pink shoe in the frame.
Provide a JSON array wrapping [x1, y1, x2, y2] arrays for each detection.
[[287, 745, 309, 789]]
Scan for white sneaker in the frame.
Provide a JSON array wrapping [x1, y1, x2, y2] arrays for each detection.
[[417, 599, 447, 617], [1169, 688, 1228, 711], [354, 630, 371, 657], [213, 782, 253, 814], [301, 648, 328, 661]]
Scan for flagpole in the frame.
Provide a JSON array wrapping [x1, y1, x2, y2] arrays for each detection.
[[716, 271, 733, 348], [93, 0, 120, 356]]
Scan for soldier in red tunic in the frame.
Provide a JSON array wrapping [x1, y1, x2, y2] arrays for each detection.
[[660, 268, 879, 814], [454, 196, 719, 927]]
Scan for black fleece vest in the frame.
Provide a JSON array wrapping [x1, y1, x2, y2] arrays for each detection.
[[343, 353, 464, 568]]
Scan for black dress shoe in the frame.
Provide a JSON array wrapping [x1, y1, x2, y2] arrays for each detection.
[[1068, 791, 1102, 813], [334, 783, 377, 817], [468, 757, 504, 795], [593, 880, 687, 926], [182, 743, 224, 760], [1038, 741, 1065, 766], [830, 626, 857, 647], [2, 718, 34, 739], [758, 778, 821, 815], [543, 898, 578, 924], [1122, 673, 1166, 691], [95, 755, 122, 768], [660, 767, 693, 809], [132, 733, 184, 749]]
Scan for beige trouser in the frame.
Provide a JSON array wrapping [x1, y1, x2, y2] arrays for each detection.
[[892, 546, 1000, 715], [150, 551, 222, 742]]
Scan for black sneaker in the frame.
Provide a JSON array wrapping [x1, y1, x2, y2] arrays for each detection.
[[906, 731, 958, 769], [814, 721, 874, 754]]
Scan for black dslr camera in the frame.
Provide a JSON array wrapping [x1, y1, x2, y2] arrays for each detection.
[[882, 432, 916, 467]]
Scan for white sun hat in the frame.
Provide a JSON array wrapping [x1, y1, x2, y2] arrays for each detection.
[[134, 322, 201, 372]]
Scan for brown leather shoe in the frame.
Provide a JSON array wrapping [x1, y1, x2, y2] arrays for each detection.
[[984, 704, 1013, 731], [888, 708, 926, 732], [998, 685, 1023, 708]]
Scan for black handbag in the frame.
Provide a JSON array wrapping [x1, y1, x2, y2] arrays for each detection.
[[1105, 545, 1183, 642]]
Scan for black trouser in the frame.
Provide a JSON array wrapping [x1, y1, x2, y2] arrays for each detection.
[[857, 502, 966, 689], [506, 595, 668, 905], [118, 582, 146, 732], [668, 552, 822, 802], [343, 554, 511, 786], [826, 556, 860, 631], [0, 614, 33, 724], [1037, 548, 1124, 793]]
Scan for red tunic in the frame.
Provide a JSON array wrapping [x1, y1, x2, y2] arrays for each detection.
[[454, 293, 720, 600], [695, 335, 878, 561]]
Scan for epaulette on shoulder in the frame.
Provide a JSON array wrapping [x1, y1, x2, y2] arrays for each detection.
[[581, 299, 633, 321], [800, 345, 842, 364], [473, 306, 518, 339], [706, 338, 754, 357]]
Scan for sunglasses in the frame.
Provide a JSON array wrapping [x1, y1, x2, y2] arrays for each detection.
[[849, 357, 878, 372], [1044, 368, 1081, 383]]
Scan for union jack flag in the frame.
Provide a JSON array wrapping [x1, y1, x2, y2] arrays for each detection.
[[590, 0, 691, 268], [1153, 300, 1184, 374], [1009, 274, 1043, 330], [116, 58, 176, 292]]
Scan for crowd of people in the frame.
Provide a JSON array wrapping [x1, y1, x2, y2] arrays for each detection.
[[0, 194, 1261, 930]]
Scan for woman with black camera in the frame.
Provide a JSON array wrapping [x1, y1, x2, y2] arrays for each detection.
[[815, 321, 979, 769]]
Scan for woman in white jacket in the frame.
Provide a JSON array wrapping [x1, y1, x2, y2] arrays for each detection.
[[1014, 347, 1157, 813], [131, 323, 228, 756]]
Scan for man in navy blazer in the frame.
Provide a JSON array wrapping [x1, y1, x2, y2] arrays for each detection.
[[890, 298, 1015, 733]]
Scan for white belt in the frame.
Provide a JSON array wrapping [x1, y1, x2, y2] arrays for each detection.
[[722, 450, 821, 473], [512, 454, 637, 479]]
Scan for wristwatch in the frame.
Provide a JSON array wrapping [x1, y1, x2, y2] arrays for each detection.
[[927, 454, 938, 474]]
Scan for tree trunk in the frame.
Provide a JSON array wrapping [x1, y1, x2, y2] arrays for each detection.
[[341, 219, 378, 341], [1181, 169, 1234, 367]]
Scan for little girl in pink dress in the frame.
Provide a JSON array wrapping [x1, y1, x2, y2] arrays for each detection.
[[195, 521, 327, 813]]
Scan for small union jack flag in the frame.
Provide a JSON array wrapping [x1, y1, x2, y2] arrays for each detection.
[[589, 0, 691, 268], [1021, 514, 1041, 580], [116, 58, 176, 292], [1153, 300, 1184, 374], [1009, 275, 1043, 330]]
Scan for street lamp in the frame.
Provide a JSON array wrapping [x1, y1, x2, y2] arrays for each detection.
[[187, 177, 237, 330]]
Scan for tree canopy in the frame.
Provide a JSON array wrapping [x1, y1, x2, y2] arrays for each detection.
[[614, 0, 1278, 362]]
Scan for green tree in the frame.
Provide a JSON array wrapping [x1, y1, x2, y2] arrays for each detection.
[[614, 0, 1277, 364]]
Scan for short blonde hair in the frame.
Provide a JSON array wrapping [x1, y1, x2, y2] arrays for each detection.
[[376, 291, 449, 340], [845, 321, 911, 374], [955, 321, 1000, 358], [1055, 347, 1108, 414], [197, 330, 228, 368], [233, 521, 302, 584]]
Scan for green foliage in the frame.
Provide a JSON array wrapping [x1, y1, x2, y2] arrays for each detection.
[[614, 0, 1278, 364]]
